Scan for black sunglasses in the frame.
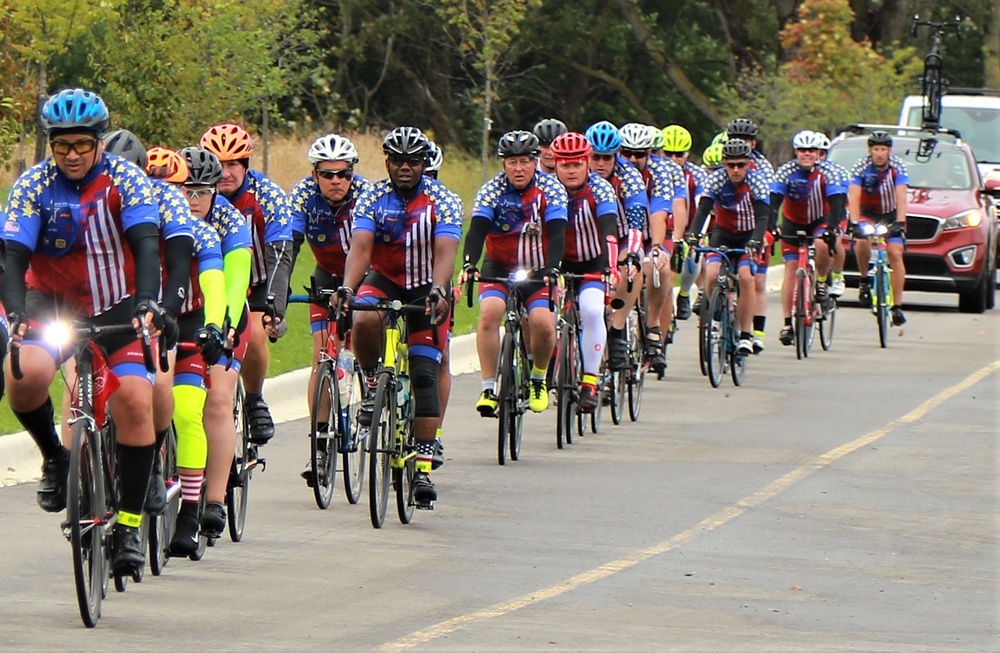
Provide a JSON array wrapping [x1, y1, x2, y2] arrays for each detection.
[[620, 149, 649, 159], [316, 168, 353, 180], [724, 161, 748, 169], [388, 155, 425, 167]]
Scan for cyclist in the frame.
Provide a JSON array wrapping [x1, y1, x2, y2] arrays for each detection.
[[689, 138, 771, 356], [340, 126, 462, 506], [661, 124, 708, 321], [815, 132, 850, 297], [176, 146, 253, 539], [1, 89, 165, 573], [618, 122, 685, 374], [533, 118, 568, 175], [770, 130, 847, 346], [200, 123, 294, 445], [550, 131, 620, 411], [289, 134, 372, 484], [463, 130, 567, 416], [584, 121, 647, 371], [425, 141, 443, 179], [847, 130, 908, 326]]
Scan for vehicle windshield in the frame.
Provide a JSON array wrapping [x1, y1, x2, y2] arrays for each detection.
[[827, 139, 973, 190], [905, 105, 1000, 164]]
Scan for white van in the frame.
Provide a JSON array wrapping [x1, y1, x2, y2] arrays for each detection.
[[899, 92, 1000, 179]]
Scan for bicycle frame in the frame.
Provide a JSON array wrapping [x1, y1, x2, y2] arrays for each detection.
[[912, 15, 961, 130]]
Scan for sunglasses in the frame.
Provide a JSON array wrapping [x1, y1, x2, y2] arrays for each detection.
[[316, 168, 353, 180], [590, 153, 616, 162], [724, 161, 748, 169], [388, 155, 425, 167], [51, 139, 98, 156], [620, 149, 649, 160], [664, 151, 688, 158], [796, 148, 820, 153], [184, 186, 216, 200]]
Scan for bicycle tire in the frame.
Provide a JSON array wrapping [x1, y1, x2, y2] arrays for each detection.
[[509, 335, 527, 462], [394, 417, 415, 524], [227, 382, 251, 542], [368, 372, 394, 528], [149, 425, 179, 576], [819, 298, 836, 350], [590, 357, 606, 434], [342, 359, 365, 504], [554, 323, 570, 449], [572, 331, 583, 442], [875, 263, 889, 348], [496, 330, 515, 465], [310, 361, 337, 509], [627, 311, 645, 421], [794, 271, 807, 360], [188, 490, 209, 561], [610, 367, 626, 425], [706, 287, 727, 388], [68, 419, 105, 628]]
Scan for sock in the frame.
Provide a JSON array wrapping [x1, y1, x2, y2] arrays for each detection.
[[753, 316, 766, 333], [817, 274, 828, 283], [118, 443, 156, 517], [608, 326, 623, 340], [831, 270, 843, 279], [753, 329, 765, 340], [179, 470, 204, 504], [582, 373, 598, 387], [784, 317, 792, 327], [531, 366, 546, 382], [14, 398, 63, 459], [740, 331, 752, 341], [481, 377, 496, 393], [416, 440, 435, 474], [678, 289, 689, 298]]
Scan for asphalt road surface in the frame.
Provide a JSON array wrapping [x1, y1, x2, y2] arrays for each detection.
[[0, 291, 997, 652]]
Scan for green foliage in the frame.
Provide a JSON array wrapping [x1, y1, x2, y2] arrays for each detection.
[[0, 97, 20, 170]]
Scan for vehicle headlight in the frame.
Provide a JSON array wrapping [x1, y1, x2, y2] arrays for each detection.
[[42, 322, 72, 349], [942, 209, 983, 230]]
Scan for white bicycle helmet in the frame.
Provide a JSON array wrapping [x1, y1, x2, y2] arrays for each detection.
[[814, 131, 832, 151], [426, 141, 443, 172], [619, 122, 656, 150], [307, 134, 359, 165], [791, 130, 825, 150]]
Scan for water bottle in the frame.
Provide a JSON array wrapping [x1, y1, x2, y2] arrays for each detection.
[[337, 349, 355, 438]]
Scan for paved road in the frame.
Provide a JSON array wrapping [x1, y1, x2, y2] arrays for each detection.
[[0, 292, 997, 651]]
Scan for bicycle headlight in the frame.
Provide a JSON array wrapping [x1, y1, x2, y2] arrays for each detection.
[[43, 322, 72, 348], [859, 222, 875, 237], [512, 269, 529, 283], [873, 223, 888, 237]]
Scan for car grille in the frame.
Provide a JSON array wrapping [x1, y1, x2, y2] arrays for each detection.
[[905, 215, 940, 241], [903, 254, 952, 277]]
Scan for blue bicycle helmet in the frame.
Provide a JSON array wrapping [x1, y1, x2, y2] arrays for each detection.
[[585, 121, 622, 155], [40, 88, 110, 135]]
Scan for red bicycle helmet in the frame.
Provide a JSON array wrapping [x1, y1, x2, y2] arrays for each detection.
[[550, 132, 592, 161]]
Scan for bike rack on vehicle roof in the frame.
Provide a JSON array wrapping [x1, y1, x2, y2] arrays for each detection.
[[834, 123, 963, 145]]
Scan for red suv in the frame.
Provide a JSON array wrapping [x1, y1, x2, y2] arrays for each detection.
[[827, 126, 999, 313]]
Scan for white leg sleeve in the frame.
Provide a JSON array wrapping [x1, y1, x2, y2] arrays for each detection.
[[579, 285, 607, 376]]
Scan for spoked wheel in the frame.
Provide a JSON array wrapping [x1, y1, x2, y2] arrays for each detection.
[[395, 430, 415, 525], [509, 344, 527, 462], [794, 273, 810, 360], [309, 361, 338, 509], [706, 288, 727, 388], [554, 326, 574, 449], [573, 337, 584, 441], [875, 266, 889, 348], [341, 359, 365, 504], [627, 312, 644, 422], [149, 426, 179, 576], [610, 367, 626, 425], [368, 372, 395, 528], [228, 382, 251, 542], [730, 345, 749, 386], [189, 491, 209, 561], [819, 298, 837, 350], [68, 420, 106, 628], [496, 332, 515, 465]]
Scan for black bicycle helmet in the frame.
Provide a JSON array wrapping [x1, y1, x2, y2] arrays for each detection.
[[721, 138, 752, 159], [382, 126, 431, 156], [532, 118, 568, 146], [179, 146, 223, 186], [103, 129, 147, 168], [497, 130, 540, 157], [867, 130, 893, 147], [726, 117, 758, 140]]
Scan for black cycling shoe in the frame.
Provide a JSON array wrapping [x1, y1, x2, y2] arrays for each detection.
[[300, 449, 328, 488], [169, 504, 200, 557], [578, 383, 598, 413], [431, 438, 445, 470], [891, 306, 907, 326], [858, 282, 872, 307], [645, 330, 667, 374], [37, 448, 70, 513], [246, 395, 275, 444], [413, 472, 437, 505], [112, 524, 145, 572], [200, 501, 226, 538], [607, 336, 628, 371], [676, 294, 692, 320], [779, 326, 794, 346], [144, 455, 167, 515], [357, 385, 377, 428]]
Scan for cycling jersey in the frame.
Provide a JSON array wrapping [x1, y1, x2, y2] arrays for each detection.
[[201, 194, 253, 326], [223, 168, 294, 286], [771, 161, 846, 226], [682, 161, 708, 219], [289, 173, 372, 277], [645, 155, 688, 234], [3, 153, 159, 316], [700, 168, 771, 234], [471, 171, 568, 271], [353, 177, 463, 290], [564, 172, 617, 264], [608, 156, 647, 244], [750, 150, 775, 182], [152, 179, 196, 316], [179, 217, 224, 319], [849, 155, 908, 215]]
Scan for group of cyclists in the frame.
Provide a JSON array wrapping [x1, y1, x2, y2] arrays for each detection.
[[0, 87, 911, 581]]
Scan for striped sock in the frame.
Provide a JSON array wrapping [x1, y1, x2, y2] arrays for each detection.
[[179, 471, 204, 505]]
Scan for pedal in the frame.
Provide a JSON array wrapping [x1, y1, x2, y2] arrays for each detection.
[[415, 501, 434, 511]]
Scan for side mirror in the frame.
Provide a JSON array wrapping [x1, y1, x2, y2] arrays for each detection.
[[985, 176, 1000, 200]]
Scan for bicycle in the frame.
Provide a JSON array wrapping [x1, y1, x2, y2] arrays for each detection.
[[349, 298, 435, 528], [288, 281, 366, 508], [780, 230, 837, 360], [911, 15, 961, 130], [694, 247, 753, 388], [607, 256, 653, 425], [11, 320, 155, 627], [857, 222, 894, 348]]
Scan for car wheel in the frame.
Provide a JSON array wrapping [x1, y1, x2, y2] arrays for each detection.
[[958, 265, 989, 314], [987, 257, 997, 311]]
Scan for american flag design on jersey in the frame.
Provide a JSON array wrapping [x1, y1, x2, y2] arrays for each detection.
[[4, 154, 159, 316], [646, 155, 689, 234], [849, 155, 908, 215], [564, 172, 618, 264], [153, 179, 196, 311], [750, 150, 775, 183], [226, 169, 294, 286], [683, 161, 708, 218], [180, 216, 224, 316], [609, 156, 648, 240], [771, 161, 845, 226], [471, 171, 568, 271], [203, 195, 254, 255], [701, 167, 771, 234], [290, 174, 372, 277], [353, 177, 464, 290]]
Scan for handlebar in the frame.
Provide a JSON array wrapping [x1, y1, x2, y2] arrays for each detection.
[[10, 322, 155, 381], [463, 269, 557, 312], [348, 298, 439, 346]]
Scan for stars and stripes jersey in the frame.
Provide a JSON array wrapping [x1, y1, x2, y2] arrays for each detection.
[[290, 174, 373, 277], [203, 195, 254, 256], [643, 155, 688, 215], [849, 156, 908, 215], [771, 161, 847, 226], [471, 171, 568, 271], [750, 150, 775, 183], [701, 167, 771, 235], [224, 169, 294, 286], [608, 156, 648, 240], [682, 161, 709, 217], [3, 153, 160, 316], [564, 172, 618, 264], [818, 159, 850, 188], [180, 216, 224, 316], [152, 178, 196, 311], [353, 177, 464, 290]]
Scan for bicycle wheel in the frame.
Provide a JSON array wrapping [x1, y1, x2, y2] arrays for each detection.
[[68, 420, 105, 628], [227, 381, 251, 542], [697, 304, 710, 377], [509, 337, 527, 462], [310, 361, 337, 509], [188, 490, 209, 561], [368, 372, 395, 528], [572, 333, 583, 441], [149, 425, 178, 576], [705, 287, 727, 388], [342, 359, 365, 504], [819, 298, 837, 350], [610, 367, 626, 425], [496, 330, 515, 465], [554, 323, 572, 449], [395, 424, 415, 524], [627, 311, 645, 422], [590, 355, 605, 434], [875, 263, 889, 348], [794, 271, 807, 360]]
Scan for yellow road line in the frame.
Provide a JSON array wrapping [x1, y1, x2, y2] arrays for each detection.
[[377, 359, 1000, 653]]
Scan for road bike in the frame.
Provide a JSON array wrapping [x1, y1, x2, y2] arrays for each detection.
[[857, 223, 894, 348], [608, 257, 654, 424], [781, 231, 839, 359], [695, 247, 753, 388], [911, 15, 961, 130]]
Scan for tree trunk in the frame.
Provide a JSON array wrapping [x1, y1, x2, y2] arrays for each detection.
[[34, 60, 47, 164]]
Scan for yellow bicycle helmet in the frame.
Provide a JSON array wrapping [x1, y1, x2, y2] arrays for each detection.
[[661, 125, 693, 153]]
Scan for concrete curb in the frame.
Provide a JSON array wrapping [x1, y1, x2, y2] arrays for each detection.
[[1, 265, 784, 487]]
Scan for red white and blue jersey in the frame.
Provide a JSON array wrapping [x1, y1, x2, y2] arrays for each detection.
[[353, 177, 464, 290], [701, 168, 771, 235], [152, 178, 196, 309], [771, 161, 846, 226], [224, 169, 293, 286], [3, 154, 159, 316], [564, 172, 618, 264], [682, 161, 708, 218], [290, 174, 372, 277], [608, 155, 648, 242], [471, 171, 567, 271], [849, 155, 908, 215], [750, 150, 775, 182], [644, 155, 688, 216], [180, 217, 224, 316]]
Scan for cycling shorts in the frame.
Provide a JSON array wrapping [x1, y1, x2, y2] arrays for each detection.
[[174, 310, 207, 389], [707, 229, 756, 272], [859, 210, 905, 245], [780, 217, 830, 261], [215, 303, 250, 373], [355, 270, 448, 363], [478, 258, 551, 313], [308, 267, 342, 334]]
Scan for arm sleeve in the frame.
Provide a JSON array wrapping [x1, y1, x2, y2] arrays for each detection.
[[224, 248, 252, 328], [161, 235, 194, 317], [462, 216, 491, 267], [828, 193, 846, 227], [597, 213, 617, 254], [751, 200, 770, 242], [199, 268, 227, 328], [691, 196, 714, 236], [545, 219, 566, 268], [768, 192, 784, 233], [1, 242, 31, 315], [264, 240, 293, 317], [124, 223, 162, 305]]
